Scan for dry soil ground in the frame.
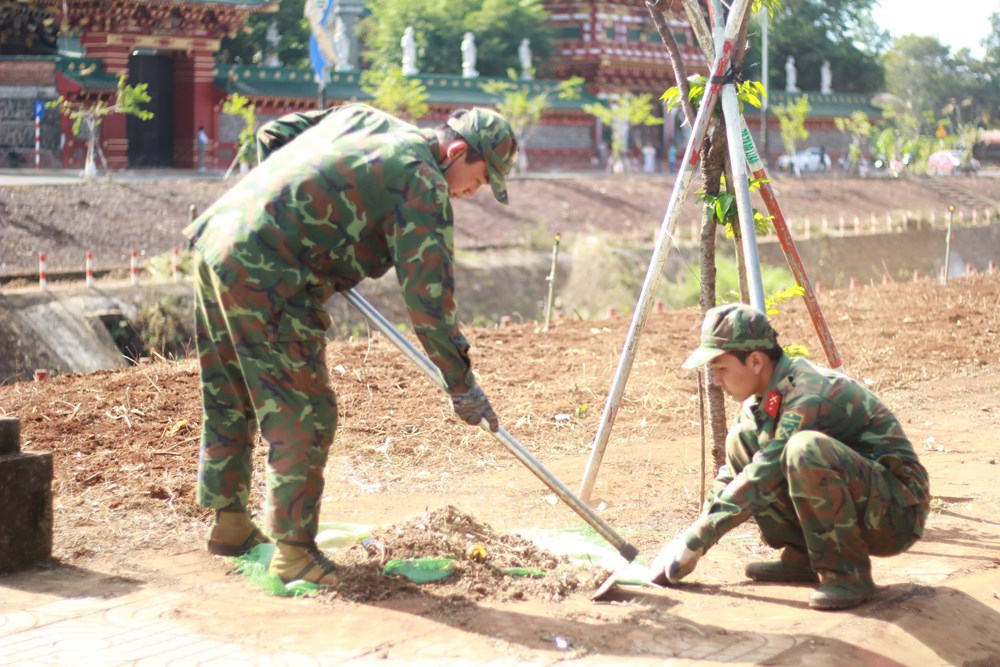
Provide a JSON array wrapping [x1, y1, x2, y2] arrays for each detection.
[[1, 173, 1000, 665]]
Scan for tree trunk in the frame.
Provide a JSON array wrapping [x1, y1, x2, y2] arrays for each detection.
[[84, 117, 98, 180], [698, 116, 731, 469]]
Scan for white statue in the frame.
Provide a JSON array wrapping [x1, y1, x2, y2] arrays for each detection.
[[785, 56, 799, 93], [461, 31, 479, 78], [820, 60, 832, 94], [518, 38, 533, 80], [333, 16, 351, 71], [401, 26, 418, 76], [263, 21, 280, 67]]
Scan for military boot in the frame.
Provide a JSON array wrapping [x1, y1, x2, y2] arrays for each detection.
[[745, 547, 819, 583], [268, 540, 339, 586], [207, 509, 270, 557], [809, 570, 876, 610]]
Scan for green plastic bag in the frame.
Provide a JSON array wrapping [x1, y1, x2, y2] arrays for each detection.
[[502, 567, 546, 578], [383, 557, 457, 583], [231, 544, 324, 598]]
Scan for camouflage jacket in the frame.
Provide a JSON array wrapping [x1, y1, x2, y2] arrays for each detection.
[[184, 104, 476, 391], [689, 354, 929, 550]]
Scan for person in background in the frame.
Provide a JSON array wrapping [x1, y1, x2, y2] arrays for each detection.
[[196, 126, 209, 172]]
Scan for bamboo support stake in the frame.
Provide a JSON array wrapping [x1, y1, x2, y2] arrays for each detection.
[[542, 234, 561, 331], [578, 0, 753, 503]]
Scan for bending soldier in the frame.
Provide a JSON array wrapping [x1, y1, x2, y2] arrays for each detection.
[[184, 104, 518, 586]]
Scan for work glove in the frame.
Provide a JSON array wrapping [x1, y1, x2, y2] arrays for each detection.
[[451, 386, 500, 432], [649, 536, 704, 586]]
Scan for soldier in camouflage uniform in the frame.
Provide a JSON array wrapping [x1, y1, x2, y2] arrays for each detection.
[[650, 304, 930, 609], [184, 103, 518, 585]]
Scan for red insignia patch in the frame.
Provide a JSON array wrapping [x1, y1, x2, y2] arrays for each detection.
[[763, 390, 782, 418]]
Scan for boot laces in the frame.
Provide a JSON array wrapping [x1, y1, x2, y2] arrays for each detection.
[[306, 542, 336, 574]]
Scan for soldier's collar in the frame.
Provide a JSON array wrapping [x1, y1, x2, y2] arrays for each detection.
[[420, 129, 440, 159], [751, 355, 793, 417], [765, 354, 793, 391]]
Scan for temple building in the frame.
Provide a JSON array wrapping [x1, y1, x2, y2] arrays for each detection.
[[0, 0, 877, 172]]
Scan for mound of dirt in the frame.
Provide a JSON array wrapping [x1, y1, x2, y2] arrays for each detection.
[[328, 505, 604, 605]]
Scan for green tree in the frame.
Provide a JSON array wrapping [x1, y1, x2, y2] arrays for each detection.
[[985, 10, 1000, 71], [869, 99, 939, 175], [762, 0, 886, 93], [223, 93, 258, 172], [582, 94, 664, 174], [834, 110, 873, 175], [883, 35, 956, 122], [480, 73, 584, 173], [360, 67, 430, 121], [360, 0, 552, 77], [218, 0, 309, 67], [47, 74, 153, 180], [773, 95, 809, 174], [647, 0, 781, 464], [952, 122, 983, 170], [884, 34, 997, 130]]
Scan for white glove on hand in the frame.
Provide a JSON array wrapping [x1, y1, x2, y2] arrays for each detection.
[[649, 537, 704, 585]]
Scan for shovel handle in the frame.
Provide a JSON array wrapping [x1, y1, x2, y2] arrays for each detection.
[[341, 288, 638, 562]]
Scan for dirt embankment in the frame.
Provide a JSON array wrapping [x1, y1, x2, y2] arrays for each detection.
[[2, 172, 999, 276]]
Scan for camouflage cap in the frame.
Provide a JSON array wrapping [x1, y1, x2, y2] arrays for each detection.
[[446, 108, 518, 205], [682, 303, 779, 369]]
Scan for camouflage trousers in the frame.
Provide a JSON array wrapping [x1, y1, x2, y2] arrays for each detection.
[[193, 258, 337, 542], [727, 425, 930, 582]]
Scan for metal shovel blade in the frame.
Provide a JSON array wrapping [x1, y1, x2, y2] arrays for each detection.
[[592, 570, 621, 601]]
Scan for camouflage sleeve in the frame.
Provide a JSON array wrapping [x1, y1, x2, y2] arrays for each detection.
[[257, 108, 339, 162], [697, 405, 752, 515], [686, 392, 831, 552], [388, 163, 475, 393], [701, 463, 734, 514]]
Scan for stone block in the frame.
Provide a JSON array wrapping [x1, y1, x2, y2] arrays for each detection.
[[0, 416, 19, 455], [0, 417, 53, 574]]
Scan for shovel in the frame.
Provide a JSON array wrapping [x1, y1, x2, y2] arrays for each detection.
[[341, 288, 639, 582]]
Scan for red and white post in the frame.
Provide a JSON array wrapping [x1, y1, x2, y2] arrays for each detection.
[[34, 115, 40, 169], [38, 251, 47, 289], [130, 249, 139, 286], [85, 250, 95, 286]]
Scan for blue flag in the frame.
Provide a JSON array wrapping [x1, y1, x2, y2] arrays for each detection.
[[306, 0, 336, 85]]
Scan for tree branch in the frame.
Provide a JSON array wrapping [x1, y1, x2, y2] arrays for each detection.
[[645, 0, 696, 125]]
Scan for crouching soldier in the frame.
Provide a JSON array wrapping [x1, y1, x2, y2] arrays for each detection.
[[651, 303, 930, 609]]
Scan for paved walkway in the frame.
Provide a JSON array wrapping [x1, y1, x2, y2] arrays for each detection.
[[3, 510, 1000, 667], [0, 551, 678, 667]]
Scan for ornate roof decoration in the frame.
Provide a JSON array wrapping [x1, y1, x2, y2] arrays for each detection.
[[0, 0, 60, 54], [57, 55, 118, 90], [214, 64, 600, 110], [768, 90, 880, 119], [58, 0, 276, 37]]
